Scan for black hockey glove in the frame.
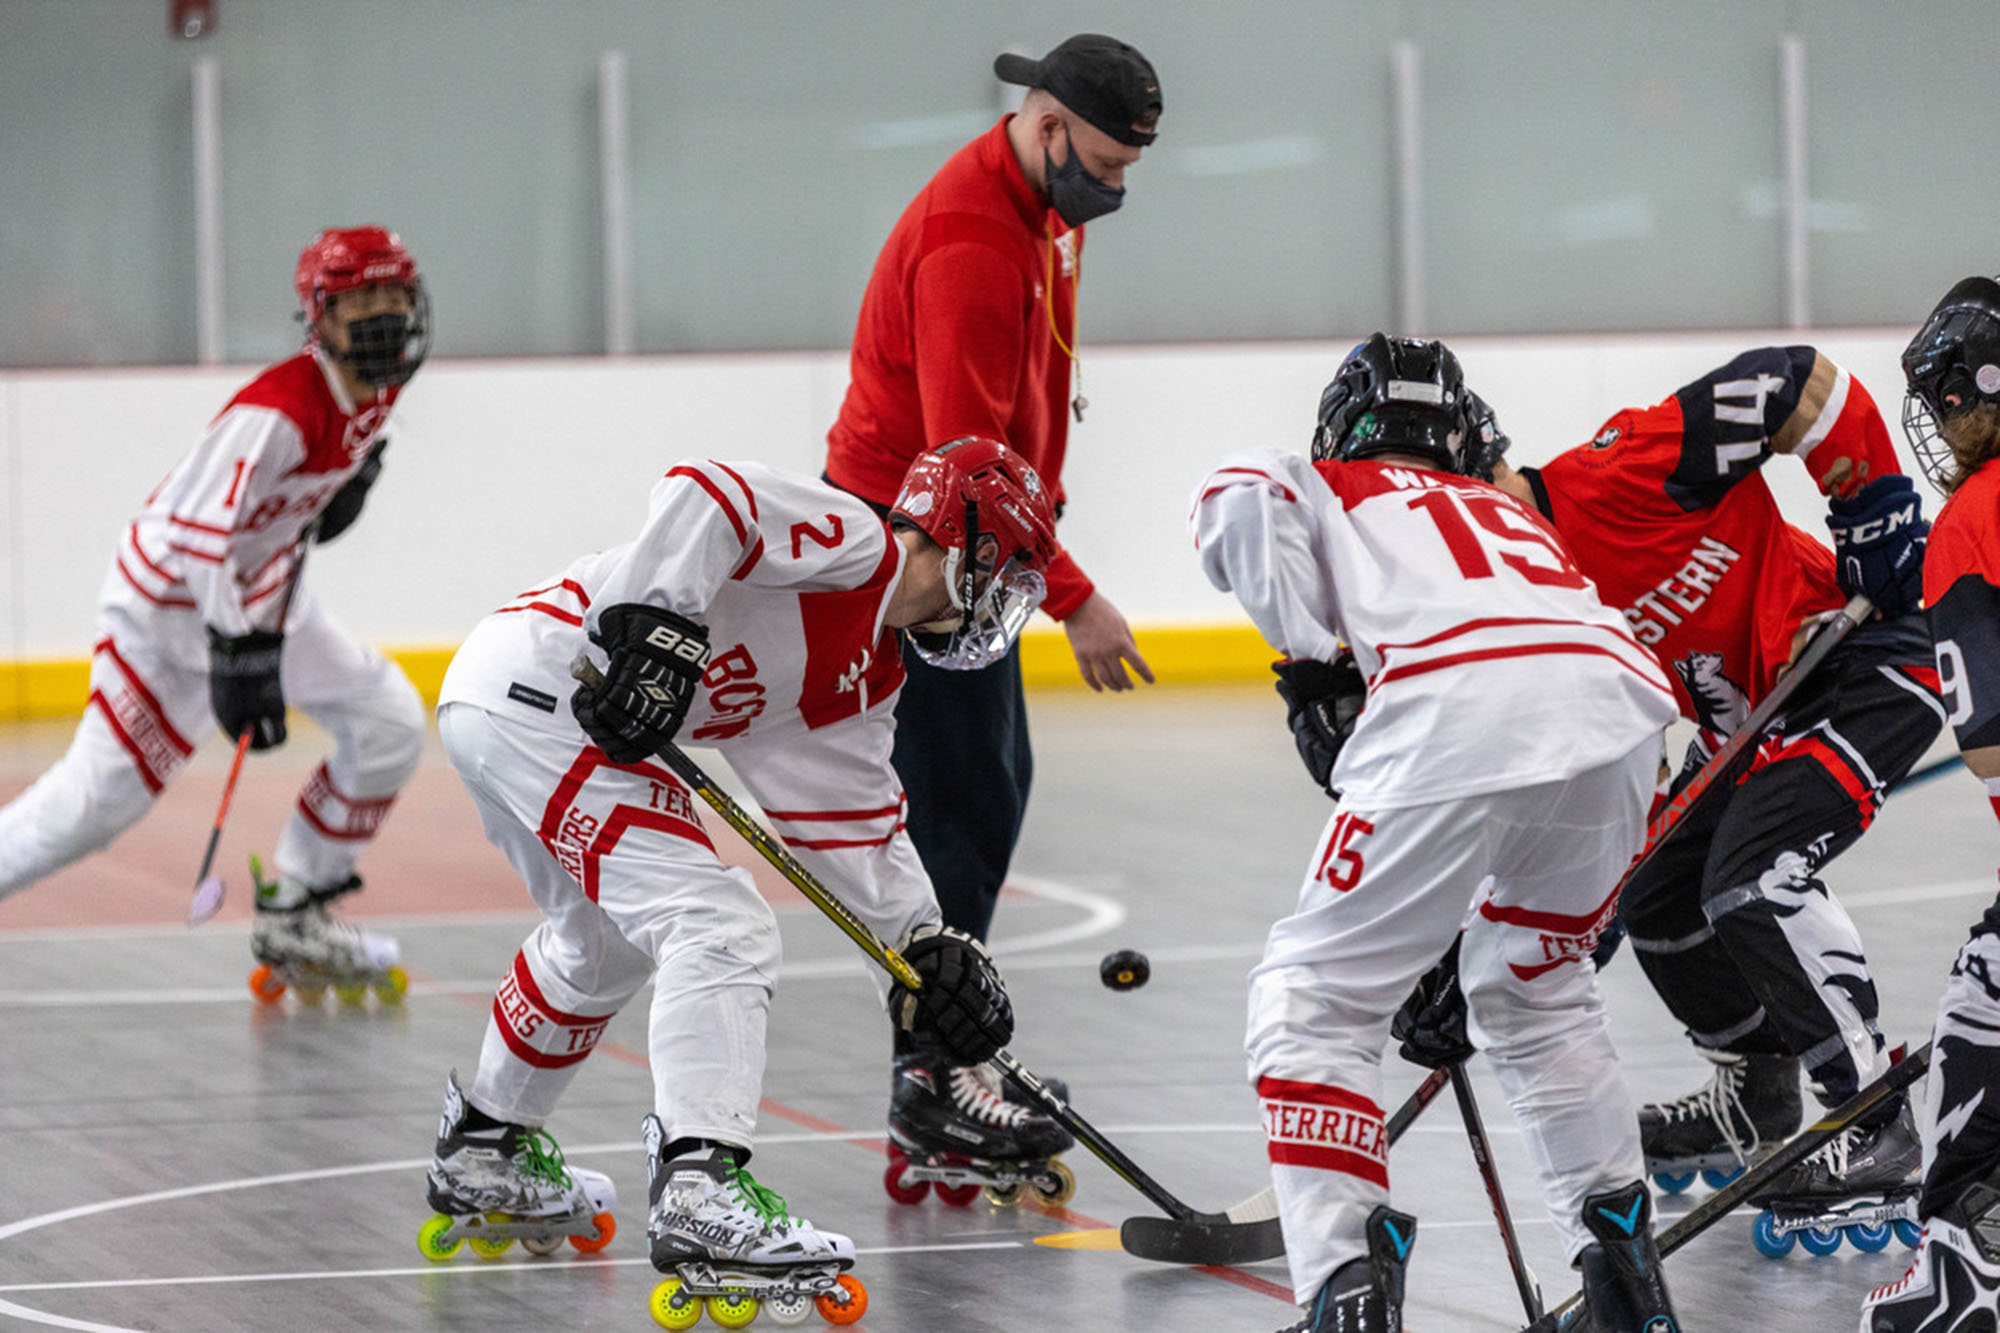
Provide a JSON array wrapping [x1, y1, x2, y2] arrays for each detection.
[[1826, 474, 1928, 619], [1392, 935, 1476, 1070], [571, 604, 710, 764], [891, 924, 1015, 1066], [316, 439, 386, 544], [1272, 653, 1368, 797], [207, 627, 287, 750]]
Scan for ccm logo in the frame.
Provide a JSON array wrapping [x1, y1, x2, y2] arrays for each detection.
[[1833, 509, 1915, 546], [644, 626, 709, 663]]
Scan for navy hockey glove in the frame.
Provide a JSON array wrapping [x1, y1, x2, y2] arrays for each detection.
[[316, 439, 385, 544], [570, 604, 709, 764], [207, 627, 287, 750], [1827, 474, 1928, 619], [1392, 935, 1475, 1070], [1272, 654, 1367, 797], [891, 924, 1015, 1066]]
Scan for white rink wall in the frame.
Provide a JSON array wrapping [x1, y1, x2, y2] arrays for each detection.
[[0, 329, 1924, 662]]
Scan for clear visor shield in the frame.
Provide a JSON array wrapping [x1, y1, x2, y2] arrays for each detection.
[[907, 557, 1047, 671]]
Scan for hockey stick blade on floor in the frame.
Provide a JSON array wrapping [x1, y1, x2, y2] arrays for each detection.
[[1520, 1041, 1932, 1332], [1119, 1064, 1456, 1264], [568, 655, 1281, 1263]]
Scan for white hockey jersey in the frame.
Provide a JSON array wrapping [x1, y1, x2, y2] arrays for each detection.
[[1192, 449, 1678, 809], [440, 460, 908, 748], [105, 348, 397, 656]]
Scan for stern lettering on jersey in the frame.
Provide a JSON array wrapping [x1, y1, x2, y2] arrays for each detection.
[[689, 644, 765, 742], [1622, 536, 1741, 645]]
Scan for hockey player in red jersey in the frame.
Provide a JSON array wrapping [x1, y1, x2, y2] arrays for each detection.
[[0, 225, 428, 992], [1490, 345, 1944, 1218], [1194, 336, 1682, 1333], [1861, 276, 2000, 1332], [423, 439, 1052, 1317]]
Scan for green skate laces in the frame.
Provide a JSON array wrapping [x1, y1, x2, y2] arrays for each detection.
[[513, 1130, 575, 1189], [724, 1162, 795, 1229]]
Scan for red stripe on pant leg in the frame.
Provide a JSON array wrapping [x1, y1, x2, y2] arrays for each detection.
[[88, 691, 165, 794], [488, 954, 616, 1069], [505, 951, 618, 1028], [1258, 1077, 1390, 1189]]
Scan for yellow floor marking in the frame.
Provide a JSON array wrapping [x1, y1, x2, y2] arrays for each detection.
[[1033, 1228, 1124, 1250]]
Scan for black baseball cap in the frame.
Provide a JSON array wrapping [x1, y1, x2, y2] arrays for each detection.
[[994, 34, 1161, 148]]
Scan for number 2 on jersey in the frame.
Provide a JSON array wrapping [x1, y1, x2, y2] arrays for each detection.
[[1406, 487, 1588, 589]]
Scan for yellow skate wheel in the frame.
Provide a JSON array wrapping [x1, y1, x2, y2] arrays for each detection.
[[416, 1213, 462, 1261], [706, 1291, 759, 1329], [519, 1233, 564, 1257], [1034, 1160, 1077, 1207], [248, 964, 287, 1005], [650, 1278, 703, 1330], [569, 1211, 616, 1254], [467, 1214, 514, 1259], [374, 966, 409, 1005], [764, 1291, 814, 1327], [984, 1181, 1024, 1207], [334, 981, 369, 1006], [816, 1273, 867, 1326]]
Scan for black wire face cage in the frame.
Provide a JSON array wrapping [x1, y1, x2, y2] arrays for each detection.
[[335, 285, 431, 389], [1902, 391, 1955, 496]]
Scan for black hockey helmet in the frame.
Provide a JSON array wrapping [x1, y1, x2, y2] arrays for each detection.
[[1902, 275, 2000, 491], [1311, 333, 1470, 471]]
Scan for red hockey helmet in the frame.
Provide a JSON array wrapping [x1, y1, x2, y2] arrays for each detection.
[[890, 437, 1060, 669], [294, 226, 420, 322]]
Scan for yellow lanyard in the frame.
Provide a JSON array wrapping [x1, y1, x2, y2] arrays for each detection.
[[1045, 225, 1086, 422]]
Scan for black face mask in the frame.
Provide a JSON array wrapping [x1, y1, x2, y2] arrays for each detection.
[[1043, 142, 1124, 227], [336, 308, 427, 388]]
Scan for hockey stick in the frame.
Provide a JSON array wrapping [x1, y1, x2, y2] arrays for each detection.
[[1121, 1063, 1455, 1263], [187, 523, 316, 927], [567, 657, 1282, 1263], [1520, 1041, 1932, 1332], [1451, 1064, 1544, 1322]]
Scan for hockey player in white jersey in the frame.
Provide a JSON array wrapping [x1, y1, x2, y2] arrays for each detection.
[[0, 226, 427, 995], [1192, 336, 1684, 1333], [424, 438, 1054, 1320]]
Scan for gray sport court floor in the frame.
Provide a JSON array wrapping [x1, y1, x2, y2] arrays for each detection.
[[0, 686, 1984, 1331]]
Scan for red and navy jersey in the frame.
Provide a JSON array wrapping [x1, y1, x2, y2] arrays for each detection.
[[1926, 457, 2000, 753], [1524, 347, 1900, 729]]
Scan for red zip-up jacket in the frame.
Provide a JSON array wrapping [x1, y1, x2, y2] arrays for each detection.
[[826, 116, 1093, 619]]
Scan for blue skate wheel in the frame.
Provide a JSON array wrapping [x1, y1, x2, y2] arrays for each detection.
[[1894, 1219, 1923, 1248], [1846, 1222, 1892, 1253], [1654, 1170, 1697, 1195], [1700, 1166, 1744, 1190], [1799, 1225, 1844, 1256], [1752, 1210, 1797, 1258]]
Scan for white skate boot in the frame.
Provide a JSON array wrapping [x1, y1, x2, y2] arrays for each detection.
[[247, 855, 405, 1006], [1861, 1165, 2000, 1331], [418, 1071, 617, 1261], [643, 1113, 867, 1327]]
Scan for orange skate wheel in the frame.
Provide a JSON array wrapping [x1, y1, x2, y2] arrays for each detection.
[[248, 964, 287, 1005], [569, 1211, 616, 1253], [816, 1273, 867, 1325]]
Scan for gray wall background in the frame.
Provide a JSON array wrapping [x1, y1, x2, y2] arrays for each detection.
[[4, 0, 1997, 368]]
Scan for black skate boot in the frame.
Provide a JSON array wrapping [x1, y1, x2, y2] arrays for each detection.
[[883, 1044, 1076, 1208], [1576, 1181, 1680, 1333], [1275, 1205, 1416, 1333], [1751, 1097, 1923, 1258], [1640, 1050, 1800, 1193], [1862, 1163, 2000, 1332]]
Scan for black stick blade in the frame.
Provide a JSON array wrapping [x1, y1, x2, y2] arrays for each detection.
[[1119, 1213, 1285, 1264]]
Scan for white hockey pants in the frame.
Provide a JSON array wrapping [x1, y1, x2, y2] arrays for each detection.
[[1249, 741, 1655, 1305]]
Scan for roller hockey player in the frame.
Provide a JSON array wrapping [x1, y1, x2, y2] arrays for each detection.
[[1489, 345, 1942, 1217], [1197, 335, 1682, 1332], [0, 226, 427, 999], [1859, 275, 2000, 1331], [425, 439, 1055, 1317]]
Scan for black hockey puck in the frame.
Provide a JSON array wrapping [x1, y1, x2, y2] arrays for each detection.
[[1100, 949, 1151, 991]]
